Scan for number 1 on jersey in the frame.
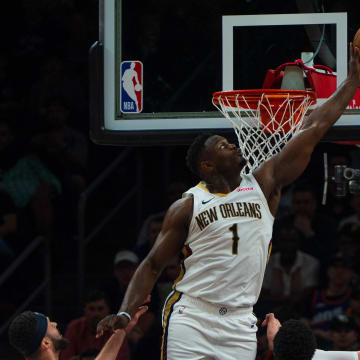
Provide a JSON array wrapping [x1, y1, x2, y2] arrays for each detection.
[[229, 224, 239, 255]]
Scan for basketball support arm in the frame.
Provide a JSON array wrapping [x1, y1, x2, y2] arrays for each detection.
[[267, 45, 360, 190]]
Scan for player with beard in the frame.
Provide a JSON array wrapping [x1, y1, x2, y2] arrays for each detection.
[[8, 305, 147, 360]]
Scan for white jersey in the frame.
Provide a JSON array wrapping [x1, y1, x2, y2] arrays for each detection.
[[175, 173, 274, 307], [313, 350, 359, 360]]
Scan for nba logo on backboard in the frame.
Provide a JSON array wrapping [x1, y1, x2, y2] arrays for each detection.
[[120, 61, 143, 113]]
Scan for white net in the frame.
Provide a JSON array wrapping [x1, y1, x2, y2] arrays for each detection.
[[212, 91, 315, 174]]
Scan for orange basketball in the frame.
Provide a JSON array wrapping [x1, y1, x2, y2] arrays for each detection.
[[353, 28, 360, 49]]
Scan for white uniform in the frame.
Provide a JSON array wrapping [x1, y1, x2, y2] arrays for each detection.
[[313, 350, 359, 360], [162, 173, 274, 360]]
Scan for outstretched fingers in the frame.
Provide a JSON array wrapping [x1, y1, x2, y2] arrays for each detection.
[[261, 313, 274, 327]]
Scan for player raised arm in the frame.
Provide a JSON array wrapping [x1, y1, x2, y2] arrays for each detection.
[[96, 196, 192, 336], [255, 44, 360, 200]]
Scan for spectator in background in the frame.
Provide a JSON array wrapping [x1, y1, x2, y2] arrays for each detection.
[[275, 182, 337, 264], [135, 181, 187, 252], [60, 289, 130, 360], [345, 285, 360, 333], [328, 315, 360, 351], [261, 223, 320, 307], [134, 215, 164, 261], [0, 116, 61, 239], [28, 55, 87, 122], [102, 251, 140, 313], [335, 223, 360, 264], [31, 95, 88, 229], [100, 250, 161, 360], [302, 254, 355, 341], [339, 194, 360, 230]]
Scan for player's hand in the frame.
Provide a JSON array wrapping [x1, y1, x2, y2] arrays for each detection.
[[349, 43, 360, 85], [96, 314, 129, 338], [262, 313, 282, 352], [96, 295, 151, 338], [124, 303, 149, 334]]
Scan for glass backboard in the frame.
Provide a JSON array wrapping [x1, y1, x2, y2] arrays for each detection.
[[90, 0, 360, 145]]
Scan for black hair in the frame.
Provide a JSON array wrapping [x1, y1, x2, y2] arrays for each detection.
[[84, 289, 109, 306], [272, 220, 304, 243], [292, 182, 317, 198], [8, 311, 37, 356], [273, 319, 316, 360], [185, 133, 214, 177]]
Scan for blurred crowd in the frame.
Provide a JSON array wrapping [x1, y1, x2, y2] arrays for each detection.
[[2, 1, 360, 360]]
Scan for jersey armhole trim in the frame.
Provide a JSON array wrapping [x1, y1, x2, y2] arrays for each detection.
[[246, 173, 274, 221]]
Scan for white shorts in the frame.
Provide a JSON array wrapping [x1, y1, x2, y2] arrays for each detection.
[[161, 291, 258, 360], [313, 350, 359, 360]]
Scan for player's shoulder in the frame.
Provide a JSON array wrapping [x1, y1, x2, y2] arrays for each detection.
[[168, 196, 193, 213], [164, 196, 193, 226]]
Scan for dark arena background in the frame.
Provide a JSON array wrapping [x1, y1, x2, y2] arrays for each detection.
[[1, 0, 360, 359]]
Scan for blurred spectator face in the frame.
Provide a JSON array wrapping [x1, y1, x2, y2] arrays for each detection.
[[0, 122, 14, 151], [331, 327, 358, 350], [337, 234, 360, 259], [292, 191, 317, 217], [278, 228, 300, 261], [114, 260, 138, 289], [148, 219, 163, 248], [327, 261, 354, 286], [84, 298, 110, 334]]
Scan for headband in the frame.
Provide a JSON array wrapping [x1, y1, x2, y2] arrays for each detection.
[[24, 312, 48, 356]]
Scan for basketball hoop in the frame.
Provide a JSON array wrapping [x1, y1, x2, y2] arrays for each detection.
[[212, 89, 316, 174]]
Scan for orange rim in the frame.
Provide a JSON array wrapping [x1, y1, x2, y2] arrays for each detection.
[[212, 89, 317, 108]]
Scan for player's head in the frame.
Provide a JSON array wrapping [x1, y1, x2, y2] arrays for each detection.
[[8, 311, 68, 358], [186, 133, 245, 181], [273, 319, 316, 360]]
